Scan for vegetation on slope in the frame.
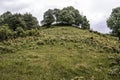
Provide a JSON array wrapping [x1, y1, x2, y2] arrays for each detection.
[[0, 26, 120, 80]]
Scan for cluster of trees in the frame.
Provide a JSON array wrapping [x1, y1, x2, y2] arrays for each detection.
[[0, 12, 40, 40], [41, 6, 90, 29], [0, 6, 90, 31], [0, 11, 39, 30]]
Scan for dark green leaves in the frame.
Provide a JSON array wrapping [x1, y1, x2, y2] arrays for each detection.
[[107, 7, 120, 39], [41, 6, 90, 29], [0, 12, 39, 30]]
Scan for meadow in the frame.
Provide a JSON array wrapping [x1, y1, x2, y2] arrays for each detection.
[[0, 26, 120, 80]]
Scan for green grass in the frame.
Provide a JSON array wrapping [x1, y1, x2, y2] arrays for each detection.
[[0, 26, 120, 80]]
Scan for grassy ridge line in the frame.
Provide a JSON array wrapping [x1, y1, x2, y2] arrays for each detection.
[[0, 26, 119, 54]]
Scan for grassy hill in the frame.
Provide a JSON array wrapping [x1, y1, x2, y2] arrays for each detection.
[[0, 26, 120, 80]]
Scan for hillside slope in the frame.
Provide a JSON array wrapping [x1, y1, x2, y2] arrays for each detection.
[[0, 26, 120, 80]]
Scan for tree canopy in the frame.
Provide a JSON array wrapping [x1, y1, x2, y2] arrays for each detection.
[[41, 6, 90, 29], [0, 11, 39, 30], [41, 9, 55, 27], [107, 7, 120, 39]]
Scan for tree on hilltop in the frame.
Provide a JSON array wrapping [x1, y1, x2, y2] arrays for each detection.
[[41, 6, 90, 29]]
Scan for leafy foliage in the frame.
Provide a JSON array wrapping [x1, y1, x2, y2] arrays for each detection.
[[41, 9, 55, 27], [81, 16, 90, 29], [58, 6, 76, 25], [8, 14, 26, 30], [41, 6, 90, 29], [107, 7, 120, 39], [0, 11, 12, 26], [0, 11, 39, 30], [23, 13, 39, 29], [0, 26, 40, 41], [0, 26, 13, 40]]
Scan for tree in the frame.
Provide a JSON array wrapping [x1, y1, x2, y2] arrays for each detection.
[[0, 11, 12, 26], [58, 6, 75, 25], [0, 11, 39, 30], [74, 10, 83, 26], [41, 9, 55, 27], [41, 6, 90, 29], [81, 16, 90, 29], [53, 8, 61, 22], [107, 7, 120, 40], [8, 14, 26, 30], [23, 13, 39, 29]]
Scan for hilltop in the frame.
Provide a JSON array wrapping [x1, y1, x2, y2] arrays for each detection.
[[0, 26, 120, 80]]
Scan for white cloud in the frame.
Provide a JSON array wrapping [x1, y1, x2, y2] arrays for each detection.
[[0, 0, 120, 33]]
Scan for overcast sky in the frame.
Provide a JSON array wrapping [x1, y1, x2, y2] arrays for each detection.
[[0, 0, 120, 33]]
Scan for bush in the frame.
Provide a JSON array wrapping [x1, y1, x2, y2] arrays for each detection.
[[26, 29, 40, 36], [15, 27, 26, 37], [0, 26, 13, 40]]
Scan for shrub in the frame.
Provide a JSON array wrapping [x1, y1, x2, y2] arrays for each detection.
[[15, 27, 26, 37], [0, 26, 13, 40], [26, 29, 40, 36]]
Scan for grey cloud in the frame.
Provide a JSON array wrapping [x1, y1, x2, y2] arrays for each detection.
[[0, 0, 31, 13], [91, 20, 110, 33]]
